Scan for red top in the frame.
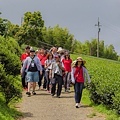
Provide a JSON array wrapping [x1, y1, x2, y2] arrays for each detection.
[[20, 53, 30, 62], [74, 66, 84, 83], [37, 54, 47, 66], [62, 59, 72, 72]]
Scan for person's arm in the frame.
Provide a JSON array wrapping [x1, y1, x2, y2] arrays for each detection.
[[57, 62, 64, 71], [45, 60, 51, 69], [21, 58, 28, 75], [49, 63, 53, 79], [37, 57, 42, 75], [71, 67, 75, 84], [84, 67, 91, 83]]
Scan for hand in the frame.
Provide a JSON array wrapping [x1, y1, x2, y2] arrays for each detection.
[[65, 71, 68, 73]]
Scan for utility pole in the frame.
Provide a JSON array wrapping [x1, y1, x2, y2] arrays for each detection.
[[21, 17, 23, 26], [95, 17, 101, 57]]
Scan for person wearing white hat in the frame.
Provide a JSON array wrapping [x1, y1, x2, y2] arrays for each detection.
[[21, 48, 42, 97]]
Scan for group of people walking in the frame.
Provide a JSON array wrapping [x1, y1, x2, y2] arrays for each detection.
[[20, 46, 91, 108]]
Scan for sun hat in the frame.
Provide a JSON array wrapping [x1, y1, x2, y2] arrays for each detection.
[[76, 57, 86, 64]]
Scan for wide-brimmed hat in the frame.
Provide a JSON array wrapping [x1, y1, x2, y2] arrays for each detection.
[[76, 57, 86, 64]]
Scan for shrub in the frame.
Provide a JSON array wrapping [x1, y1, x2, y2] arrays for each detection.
[[0, 36, 21, 75]]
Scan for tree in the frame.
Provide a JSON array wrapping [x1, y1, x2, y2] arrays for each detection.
[[42, 25, 75, 51], [16, 11, 44, 46]]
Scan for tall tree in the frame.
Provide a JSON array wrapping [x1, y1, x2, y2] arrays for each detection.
[[16, 11, 44, 46]]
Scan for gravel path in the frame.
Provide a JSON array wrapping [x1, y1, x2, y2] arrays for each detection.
[[17, 88, 105, 120]]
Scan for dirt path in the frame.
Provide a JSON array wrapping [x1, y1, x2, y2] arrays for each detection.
[[17, 88, 105, 120]]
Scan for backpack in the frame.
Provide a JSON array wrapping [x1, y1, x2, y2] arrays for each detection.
[[28, 56, 38, 72]]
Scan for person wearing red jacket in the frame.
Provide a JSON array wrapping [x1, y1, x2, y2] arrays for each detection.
[[37, 48, 47, 90], [20, 46, 30, 89], [62, 52, 72, 92], [71, 57, 91, 108]]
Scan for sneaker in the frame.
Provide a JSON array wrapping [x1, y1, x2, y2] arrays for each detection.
[[75, 103, 79, 108], [57, 95, 60, 98], [26, 92, 29, 94], [26, 92, 31, 97], [32, 91, 36, 95], [51, 93, 55, 96]]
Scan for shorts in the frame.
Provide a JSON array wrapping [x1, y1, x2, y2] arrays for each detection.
[[25, 71, 39, 82]]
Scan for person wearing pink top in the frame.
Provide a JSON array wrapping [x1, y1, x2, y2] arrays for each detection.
[[62, 52, 72, 92]]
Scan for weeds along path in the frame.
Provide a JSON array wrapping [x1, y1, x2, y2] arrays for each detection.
[[17, 89, 105, 120]]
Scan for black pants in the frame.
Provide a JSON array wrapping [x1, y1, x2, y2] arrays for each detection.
[[51, 74, 63, 96], [45, 71, 50, 91], [21, 72, 27, 88], [38, 66, 47, 89]]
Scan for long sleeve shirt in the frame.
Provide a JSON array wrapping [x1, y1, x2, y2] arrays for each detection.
[[21, 55, 42, 74], [71, 66, 91, 83]]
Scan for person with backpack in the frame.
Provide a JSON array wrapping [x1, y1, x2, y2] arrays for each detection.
[[71, 57, 91, 108], [21, 48, 42, 97]]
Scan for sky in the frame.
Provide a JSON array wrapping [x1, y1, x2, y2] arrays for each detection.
[[0, 0, 120, 54]]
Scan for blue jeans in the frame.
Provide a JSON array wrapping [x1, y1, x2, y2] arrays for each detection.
[[74, 82, 84, 103]]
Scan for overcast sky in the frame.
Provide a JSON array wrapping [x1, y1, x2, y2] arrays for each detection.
[[0, 0, 120, 54]]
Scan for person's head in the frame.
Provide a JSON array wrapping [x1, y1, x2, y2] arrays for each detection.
[[51, 47, 57, 53], [40, 48, 45, 54], [30, 48, 35, 57], [35, 50, 38, 55], [54, 54, 61, 62], [75, 57, 86, 67], [25, 46, 30, 54], [47, 52, 53, 60], [64, 52, 70, 59]]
